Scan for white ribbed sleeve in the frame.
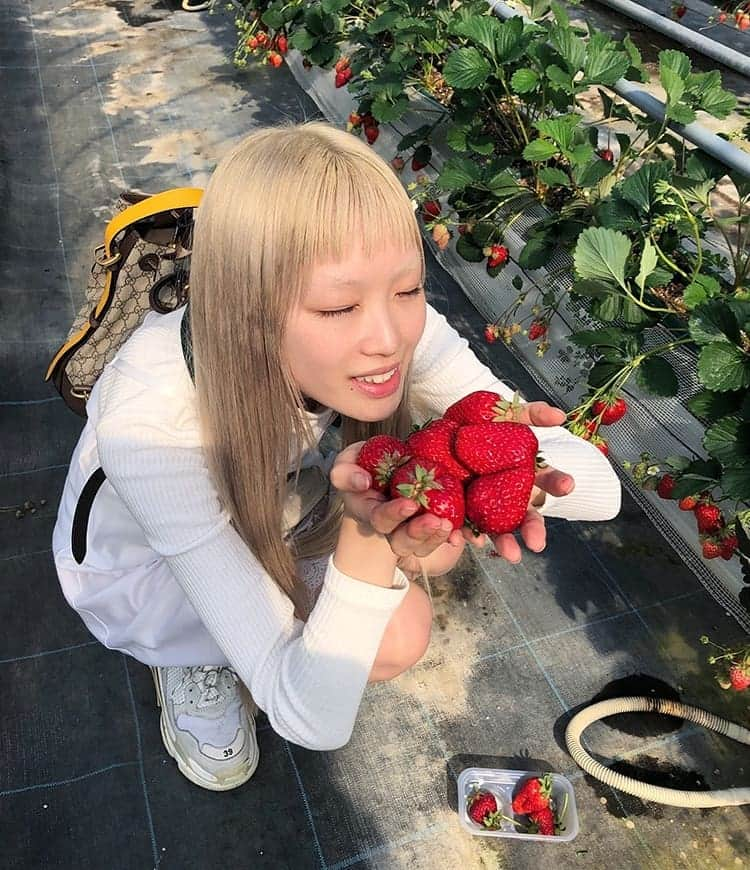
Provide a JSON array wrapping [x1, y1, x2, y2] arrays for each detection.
[[410, 306, 622, 521], [95, 407, 408, 751]]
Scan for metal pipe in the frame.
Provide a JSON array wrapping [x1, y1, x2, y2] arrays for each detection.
[[590, 0, 750, 79], [487, 0, 750, 180]]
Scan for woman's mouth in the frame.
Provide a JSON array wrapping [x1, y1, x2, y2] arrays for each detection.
[[351, 365, 401, 398]]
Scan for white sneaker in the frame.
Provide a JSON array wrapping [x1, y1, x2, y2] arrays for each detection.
[[151, 665, 259, 791]]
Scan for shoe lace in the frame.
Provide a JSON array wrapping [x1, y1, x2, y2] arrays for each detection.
[[184, 666, 237, 707]]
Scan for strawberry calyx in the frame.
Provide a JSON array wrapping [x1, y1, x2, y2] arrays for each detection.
[[395, 463, 444, 509]]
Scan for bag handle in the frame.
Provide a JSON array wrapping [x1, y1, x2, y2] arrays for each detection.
[[44, 188, 203, 383]]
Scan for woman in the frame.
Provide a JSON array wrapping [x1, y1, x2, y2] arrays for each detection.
[[53, 122, 620, 791]]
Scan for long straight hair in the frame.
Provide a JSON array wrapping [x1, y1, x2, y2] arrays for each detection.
[[189, 122, 425, 619]]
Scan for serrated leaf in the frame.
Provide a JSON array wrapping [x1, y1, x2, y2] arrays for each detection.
[[584, 43, 630, 86], [468, 134, 495, 155], [588, 362, 624, 389], [519, 234, 556, 269], [689, 300, 740, 345], [682, 274, 720, 310], [636, 356, 679, 396], [371, 96, 409, 123], [535, 114, 580, 151], [698, 85, 736, 119], [443, 47, 491, 90], [666, 102, 696, 126], [704, 415, 750, 465], [495, 15, 524, 62], [367, 10, 400, 33], [721, 467, 750, 500], [573, 226, 630, 288], [455, 235, 485, 262], [290, 28, 317, 52], [569, 327, 629, 349], [261, 8, 284, 29], [619, 162, 672, 215], [445, 124, 469, 152], [571, 279, 609, 298], [660, 49, 691, 106], [398, 125, 431, 152], [698, 344, 750, 392], [511, 68, 539, 94], [450, 15, 501, 60], [487, 170, 523, 197], [538, 167, 570, 187], [546, 64, 573, 90], [595, 196, 641, 232], [636, 239, 658, 293], [471, 222, 498, 247], [437, 157, 480, 191], [572, 156, 612, 188], [550, 27, 585, 72], [522, 139, 559, 162], [687, 389, 744, 421]]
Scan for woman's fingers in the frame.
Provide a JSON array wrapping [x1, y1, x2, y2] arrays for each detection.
[[515, 400, 567, 427], [534, 463, 575, 498], [490, 508, 546, 562], [491, 532, 523, 563], [387, 511, 455, 558]]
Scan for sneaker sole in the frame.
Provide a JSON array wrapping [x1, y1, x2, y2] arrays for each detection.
[[152, 668, 260, 792]]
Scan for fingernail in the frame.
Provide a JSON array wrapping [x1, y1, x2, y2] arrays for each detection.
[[353, 472, 370, 490]]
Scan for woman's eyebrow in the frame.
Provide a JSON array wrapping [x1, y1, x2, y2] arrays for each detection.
[[325, 263, 422, 289]]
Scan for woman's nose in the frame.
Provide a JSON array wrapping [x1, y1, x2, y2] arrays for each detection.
[[360, 306, 400, 356]]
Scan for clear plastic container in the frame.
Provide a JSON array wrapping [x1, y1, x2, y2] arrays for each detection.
[[457, 767, 579, 843]]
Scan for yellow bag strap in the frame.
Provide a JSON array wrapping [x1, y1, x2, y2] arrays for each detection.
[[45, 188, 203, 382]]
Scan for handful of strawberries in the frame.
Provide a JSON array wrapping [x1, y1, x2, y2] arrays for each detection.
[[465, 773, 567, 836], [355, 390, 543, 537]]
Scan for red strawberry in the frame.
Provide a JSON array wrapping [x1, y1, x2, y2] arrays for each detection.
[[267, 51, 283, 68], [530, 807, 556, 836], [276, 34, 288, 54], [599, 148, 614, 162], [467, 790, 502, 829], [348, 112, 362, 128], [335, 68, 352, 88], [656, 474, 676, 499], [484, 324, 500, 344], [356, 435, 409, 494], [569, 412, 599, 439], [738, 12, 750, 30], [411, 154, 428, 171], [247, 35, 259, 49], [720, 533, 738, 560], [673, 4, 687, 18], [422, 200, 441, 220], [334, 56, 350, 73], [591, 435, 609, 456], [485, 244, 509, 268], [718, 11, 727, 23], [511, 775, 552, 815], [728, 663, 750, 691], [465, 465, 535, 535], [678, 494, 699, 511], [453, 422, 539, 475], [390, 155, 405, 172], [444, 390, 519, 425], [528, 320, 547, 341], [694, 502, 723, 534], [406, 419, 471, 482], [702, 537, 722, 560], [365, 124, 380, 145], [390, 459, 465, 530], [592, 396, 627, 424]]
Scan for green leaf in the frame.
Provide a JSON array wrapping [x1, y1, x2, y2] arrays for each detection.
[[535, 114, 580, 151], [721, 467, 750, 500], [445, 124, 469, 152], [595, 196, 640, 232], [588, 362, 624, 389], [511, 67, 539, 94], [487, 170, 523, 197], [495, 15, 524, 63], [704, 415, 750, 465], [545, 64, 573, 90], [687, 389, 744, 420], [398, 125, 431, 152], [636, 239, 658, 293], [437, 157, 480, 191], [550, 27, 585, 72], [682, 274, 721, 311], [619, 162, 671, 215], [522, 139, 559, 162], [468, 134, 495, 155], [538, 167, 570, 187], [321, 0, 347, 11], [660, 49, 691, 106], [698, 85, 737, 119], [290, 28, 317, 52], [572, 156, 612, 188], [519, 234, 556, 269], [666, 102, 696, 126], [584, 42, 630, 86], [573, 227, 631, 288], [261, 8, 284, 29], [636, 356, 679, 396], [450, 15, 501, 60], [698, 344, 750, 392], [443, 47, 491, 90], [571, 279, 609, 298], [371, 96, 409, 123], [367, 10, 400, 33], [689, 300, 740, 345], [455, 235, 485, 263], [569, 327, 630, 349], [471, 222, 498, 246]]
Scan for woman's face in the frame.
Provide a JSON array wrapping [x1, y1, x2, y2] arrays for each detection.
[[284, 242, 426, 422]]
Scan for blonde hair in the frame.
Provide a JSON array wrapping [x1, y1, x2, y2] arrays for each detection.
[[189, 122, 424, 619]]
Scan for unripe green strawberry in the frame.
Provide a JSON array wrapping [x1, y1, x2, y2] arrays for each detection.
[[453, 422, 538, 475], [390, 459, 465, 530], [465, 466, 535, 535]]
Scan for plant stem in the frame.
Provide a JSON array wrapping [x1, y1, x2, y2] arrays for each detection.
[[649, 233, 690, 282]]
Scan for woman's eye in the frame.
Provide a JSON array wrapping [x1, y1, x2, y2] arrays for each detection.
[[316, 287, 422, 318]]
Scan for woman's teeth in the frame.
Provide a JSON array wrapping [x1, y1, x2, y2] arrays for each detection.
[[355, 367, 397, 384]]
